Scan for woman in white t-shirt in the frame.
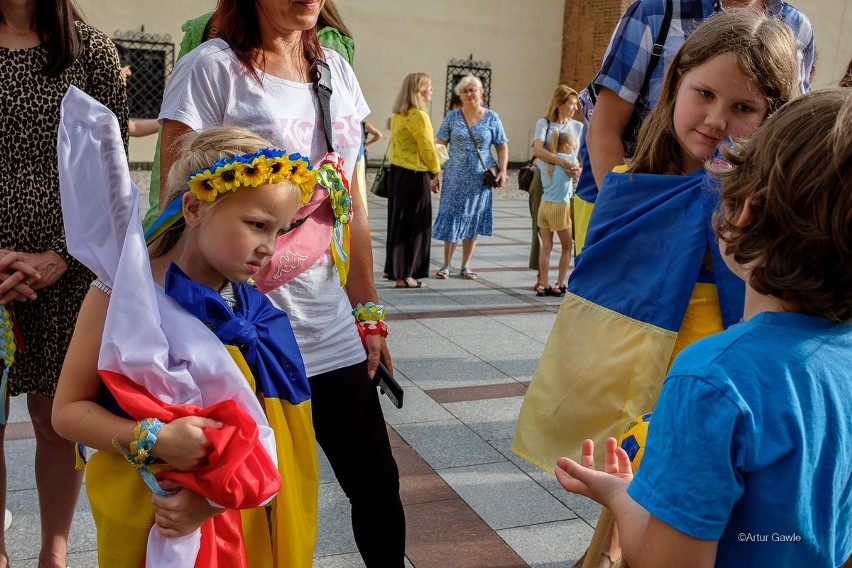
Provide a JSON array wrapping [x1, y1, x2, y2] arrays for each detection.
[[156, 2, 405, 567], [528, 85, 583, 293]]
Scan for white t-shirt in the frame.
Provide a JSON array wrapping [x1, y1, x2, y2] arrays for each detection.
[[160, 39, 370, 376], [533, 118, 583, 148]]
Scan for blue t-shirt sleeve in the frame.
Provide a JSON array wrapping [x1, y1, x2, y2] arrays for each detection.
[[627, 373, 748, 540]]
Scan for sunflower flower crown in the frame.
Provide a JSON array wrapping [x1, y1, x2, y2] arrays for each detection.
[[187, 148, 317, 204]]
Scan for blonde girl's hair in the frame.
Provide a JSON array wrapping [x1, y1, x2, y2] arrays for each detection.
[[149, 126, 293, 259], [544, 85, 579, 123], [392, 72, 431, 114], [628, 9, 799, 175], [546, 132, 578, 177]]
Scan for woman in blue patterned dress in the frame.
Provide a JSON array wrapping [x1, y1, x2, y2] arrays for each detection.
[[432, 75, 508, 280]]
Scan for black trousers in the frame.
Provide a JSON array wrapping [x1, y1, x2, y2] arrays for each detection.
[[384, 165, 432, 280], [309, 360, 405, 567]]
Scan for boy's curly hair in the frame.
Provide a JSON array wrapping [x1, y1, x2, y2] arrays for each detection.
[[712, 88, 852, 322]]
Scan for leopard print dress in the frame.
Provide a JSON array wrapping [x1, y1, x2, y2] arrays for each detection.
[[0, 22, 128, 397]]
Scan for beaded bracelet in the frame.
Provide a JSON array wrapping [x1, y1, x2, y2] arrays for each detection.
[[352, 302, 385, 322], [113, 417, 176, 497]]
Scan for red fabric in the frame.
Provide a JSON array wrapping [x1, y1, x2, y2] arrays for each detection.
[[99, 369, 280, 567]]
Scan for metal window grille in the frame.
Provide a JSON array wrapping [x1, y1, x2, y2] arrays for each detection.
[[445, 55, 492, 113], [113, 31, 175, 120]]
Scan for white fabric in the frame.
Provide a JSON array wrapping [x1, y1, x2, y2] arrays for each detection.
[[533, 118, 583, 145], [58, 86, 276, 568], [160, 40, 369, 376]]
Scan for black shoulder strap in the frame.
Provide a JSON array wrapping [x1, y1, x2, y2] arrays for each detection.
[[588, 0, 673, 106], [314, 59, 335, 153], [638, 0, 673, 103]]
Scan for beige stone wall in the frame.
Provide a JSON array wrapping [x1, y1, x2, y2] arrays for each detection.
[[76, 0, 215, 164], [791, 0, 852, 89], [76, 0, 851, 165], [339, 0, 566, 163]]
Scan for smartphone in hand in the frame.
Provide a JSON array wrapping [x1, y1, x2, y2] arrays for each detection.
[[372, 362, 404, 409]]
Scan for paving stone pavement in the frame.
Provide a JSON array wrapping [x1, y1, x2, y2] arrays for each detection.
[[5, 170, 599, 567]]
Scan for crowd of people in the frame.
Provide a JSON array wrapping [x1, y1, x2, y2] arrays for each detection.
[[0, 0, 850, 567]]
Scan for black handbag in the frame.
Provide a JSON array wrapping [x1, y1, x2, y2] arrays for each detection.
[[517, 159, 536, 192], [370, 151, 390, 198]]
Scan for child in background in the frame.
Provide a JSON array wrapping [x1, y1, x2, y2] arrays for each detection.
[[557, 87, 852, 568], [53, 108, 317, 567], [536, 132, 578, 297]]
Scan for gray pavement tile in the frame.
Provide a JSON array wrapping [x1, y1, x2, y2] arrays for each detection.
[[315, 481, 359, 557], [491, 438, 604, 527], [313, 553, 415, 568], [488, 312, 559, 342], [379, 384, 454, 426], [437, 461, 574, 531], [497, 519, 594, 568], [6, 438, 36, 491], [393, 419, 505, 470], [6, 487, 96, 561], [396, 357, 515, 391], [443, 397, 524, 442]]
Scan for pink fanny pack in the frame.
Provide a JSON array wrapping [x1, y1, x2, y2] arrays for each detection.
[[252, 188, 332, 293]]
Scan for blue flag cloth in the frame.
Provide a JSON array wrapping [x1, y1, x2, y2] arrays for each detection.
[[164, 264, 310, 405], [570, 170, 744, 330]]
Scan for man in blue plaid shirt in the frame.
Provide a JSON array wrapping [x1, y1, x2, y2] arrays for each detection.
[[572, 0, 814, 253]]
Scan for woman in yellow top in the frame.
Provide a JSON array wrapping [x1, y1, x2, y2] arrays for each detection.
[[386, 72, 441, 288]]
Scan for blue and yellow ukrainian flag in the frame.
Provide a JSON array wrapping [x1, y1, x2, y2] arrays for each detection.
[[512, 170, 744, 469]]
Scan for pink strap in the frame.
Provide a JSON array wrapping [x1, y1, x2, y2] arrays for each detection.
[[252, 189, 333, 293]]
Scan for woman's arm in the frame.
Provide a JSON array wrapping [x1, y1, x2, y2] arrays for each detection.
[[585, 87, 633, 187], [159, 119, 194, 210], [494, 143, 509, 187], [363, 121, 383, 147], [344, 173, 392, 376], [129, 119, 161, 138], [532, 139, 574, 168]]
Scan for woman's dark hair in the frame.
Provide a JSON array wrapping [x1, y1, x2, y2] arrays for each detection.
[[213, 0, 325, 83], [14, 0, 85, 76]]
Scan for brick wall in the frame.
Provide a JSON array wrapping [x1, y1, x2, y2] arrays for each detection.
[[560, 0, 632, 117]]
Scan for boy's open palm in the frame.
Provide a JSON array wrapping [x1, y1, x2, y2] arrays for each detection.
[[555, 437, 633, 508]]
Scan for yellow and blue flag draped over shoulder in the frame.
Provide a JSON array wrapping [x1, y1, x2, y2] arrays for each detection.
[[512, 170, 744, 470], [58, 86, 317, 568]]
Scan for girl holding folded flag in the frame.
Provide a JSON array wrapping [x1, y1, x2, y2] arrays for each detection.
[[53, 92, 318, 568]]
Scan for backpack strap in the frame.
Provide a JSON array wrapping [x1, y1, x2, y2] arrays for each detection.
[[587, 0, 673, 107]]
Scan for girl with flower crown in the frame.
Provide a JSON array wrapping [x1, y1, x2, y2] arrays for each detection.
[[53, 94, 317, 567], [156, 1, 405, 567]]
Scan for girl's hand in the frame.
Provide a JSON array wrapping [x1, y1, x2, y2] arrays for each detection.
[[555, 437, 633, 508], [430, 175, 440, 193], [151, 480, 222, 537], [152, 416, 222, 471]]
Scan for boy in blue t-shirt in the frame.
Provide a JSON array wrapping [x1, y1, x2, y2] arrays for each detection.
[[555, 88, 852, 567], [535, 133, 578, 297]]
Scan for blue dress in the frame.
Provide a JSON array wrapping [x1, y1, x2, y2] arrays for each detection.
[[432, 109, 508, 242]]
